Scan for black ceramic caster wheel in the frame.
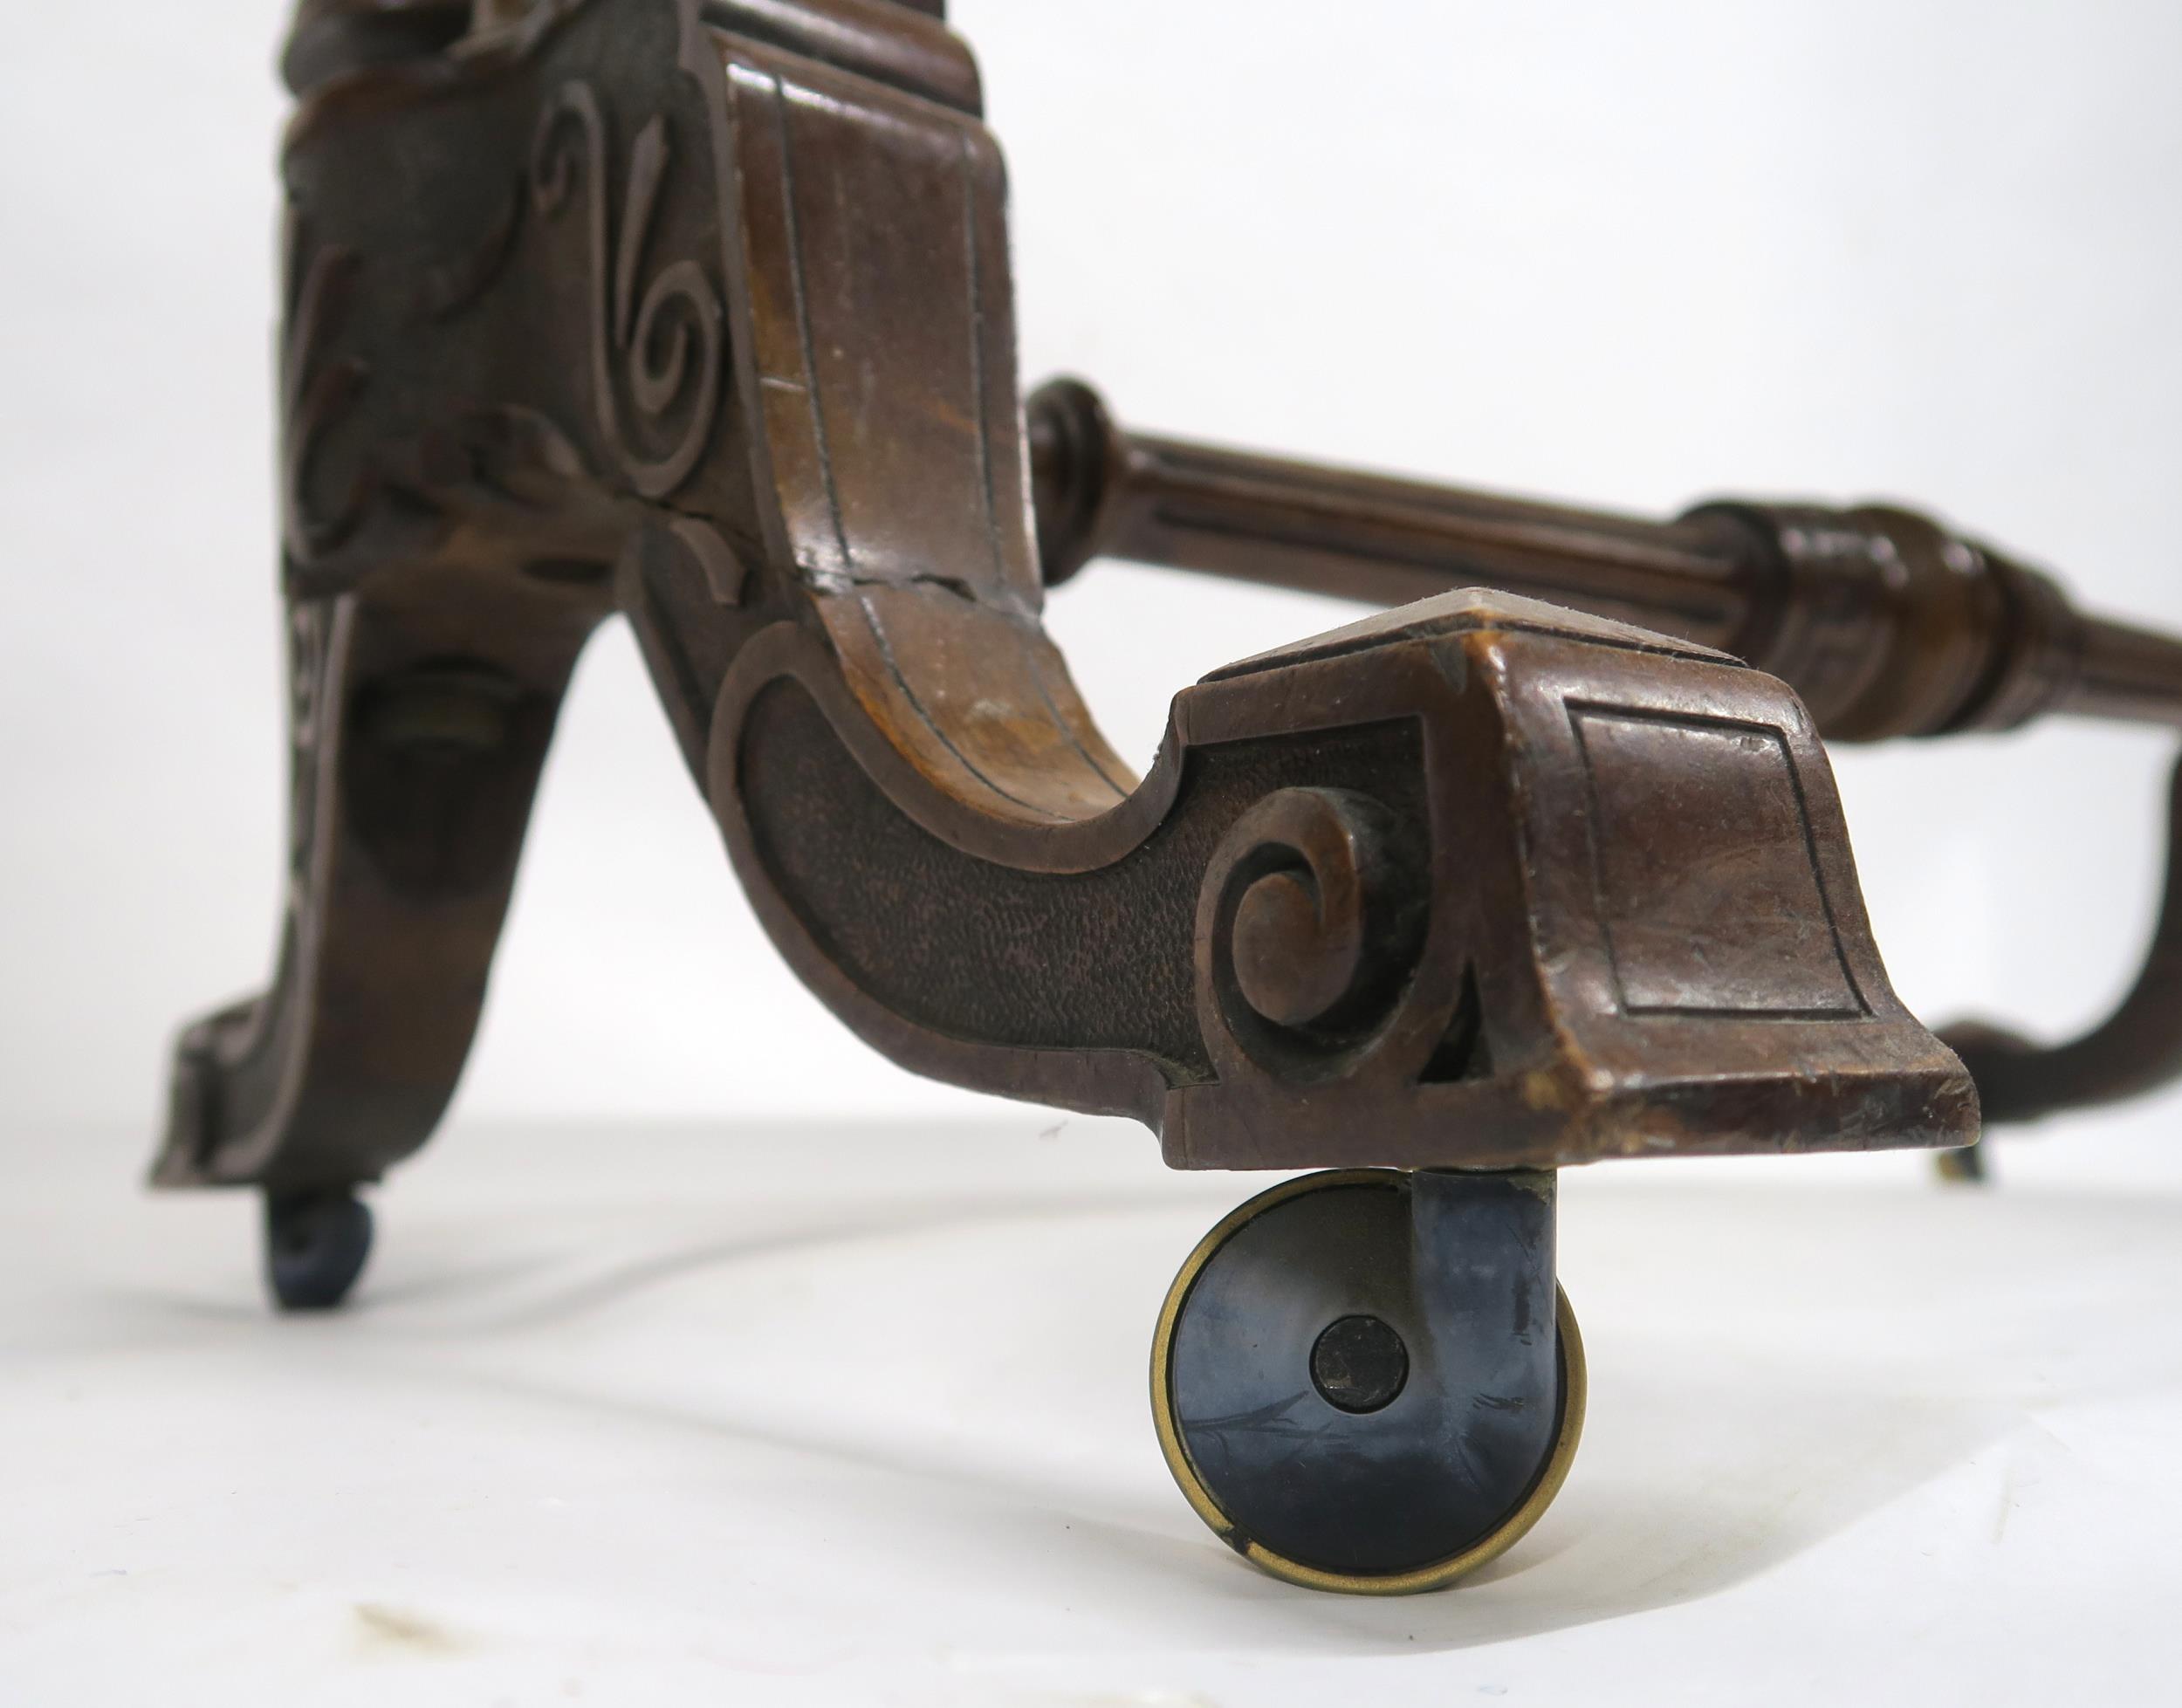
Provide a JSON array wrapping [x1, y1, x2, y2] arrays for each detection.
[[263, 1188, 374, 1311], [1152, 1167, 1583, 1594], [1934, 1141, 1990, 1184]]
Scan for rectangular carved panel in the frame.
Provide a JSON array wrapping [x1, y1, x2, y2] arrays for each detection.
[[1572, 708, 1865, 1018]]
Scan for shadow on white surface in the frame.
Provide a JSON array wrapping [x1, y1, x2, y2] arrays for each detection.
[[3, 1120, 2177, 1705]]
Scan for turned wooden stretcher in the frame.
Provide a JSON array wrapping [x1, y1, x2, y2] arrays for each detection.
[[154, 0, 2182, 1594]]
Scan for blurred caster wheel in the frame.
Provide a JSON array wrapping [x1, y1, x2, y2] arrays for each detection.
[[264, 1188, 374, 1311], [1934, 1141, 1990, 1184], [1152, 1168, 1583, 1594]]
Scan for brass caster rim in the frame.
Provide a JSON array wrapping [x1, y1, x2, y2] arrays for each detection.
[[1150, 1167, 1587, 1595]]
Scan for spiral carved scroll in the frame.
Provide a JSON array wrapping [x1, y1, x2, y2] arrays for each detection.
[[1197, 788, 1426, 1077], [531, 81, 724, 500], [281, 227, 371, 568]]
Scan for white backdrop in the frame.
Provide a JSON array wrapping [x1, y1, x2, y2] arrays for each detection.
[[4, 0, 2180, 1157], [3, 10, 2180, 1705]]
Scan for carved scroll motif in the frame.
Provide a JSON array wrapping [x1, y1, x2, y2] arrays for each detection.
[[530, 82, 724, 500], [1197, 786, 1428, 1079], [281, 222, 372, 567]]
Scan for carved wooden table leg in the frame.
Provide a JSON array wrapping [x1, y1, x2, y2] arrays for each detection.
[[154, 571, 601, 1306], [159, 0, 1984, 1587]]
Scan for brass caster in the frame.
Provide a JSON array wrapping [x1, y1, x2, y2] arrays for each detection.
[[1151, 1168, 1584, 1594]]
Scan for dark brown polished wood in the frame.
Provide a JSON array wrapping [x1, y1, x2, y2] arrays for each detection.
[[148, 0, 2182, 1593], [155, 0, 1986, 1202], [1029, 379, 2182, 743], [156, 0, 2182, 1207], [1025, 376, 2182, 1127]]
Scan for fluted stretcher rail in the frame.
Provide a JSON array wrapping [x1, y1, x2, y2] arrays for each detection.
[[1026, 378, 2182, 744]]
